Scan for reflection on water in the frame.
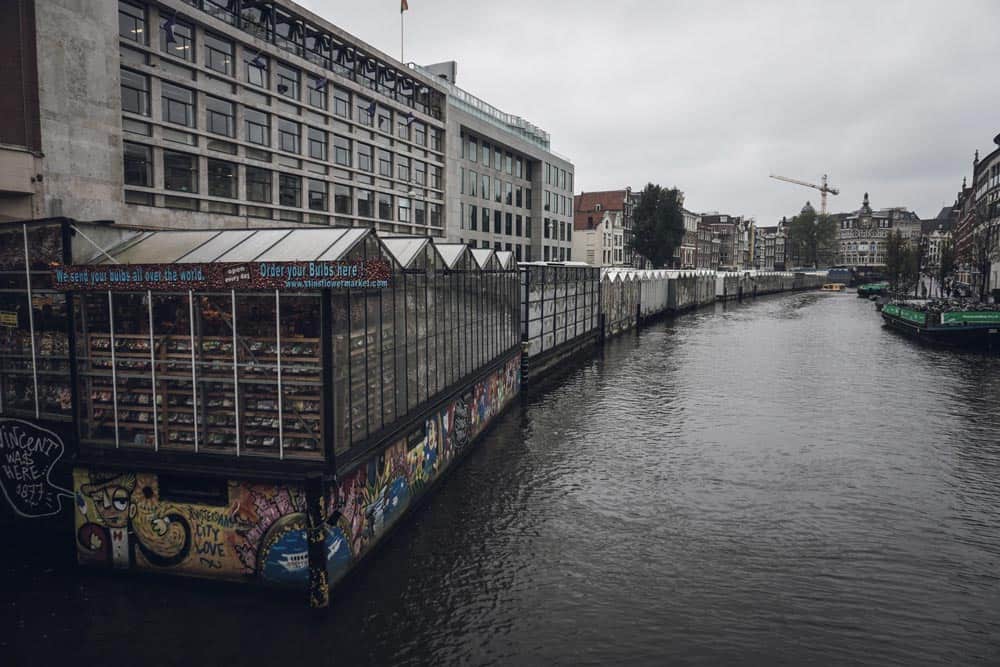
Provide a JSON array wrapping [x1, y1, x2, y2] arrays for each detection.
[[5, 293, 1000, 665]]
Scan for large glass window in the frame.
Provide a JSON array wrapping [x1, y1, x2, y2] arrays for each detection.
[[244, 108, 270, 146], [308, 127, 327, 161], [244, 50, 268, 88], [377, 149, 392, 178], [160, 15, 192, 60], [120, 68, 149, 116], [333, 87, 351, 118], [308, 179, 327, 211], [279, 174, 301, 208], [275, 62, 300, 99], [358, 143, 373, 172], [334, 135, 351, 166], [377, 193, 393, 221], [205, 96, 235, 137], [246, 166, 272, 203], [415, 161, 427, 187], [161, 81, 195, 127], [119, 2, 146, 43], [356, 189, 374, 217], [204, 33, 234, 75], [278, 118, 300, 154], [163, 151, 198, 192], [334, 184, 351, 214], [207, 159, 237, 198], [123, 142, 152, 186], [307, 76, 327, 109]]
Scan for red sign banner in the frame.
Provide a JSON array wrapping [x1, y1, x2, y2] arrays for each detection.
[[51, 260, 391, 291]]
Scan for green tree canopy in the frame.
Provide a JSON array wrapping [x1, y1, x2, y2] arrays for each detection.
[[629, 183, 685, 269], [785, 203, 838, 268]]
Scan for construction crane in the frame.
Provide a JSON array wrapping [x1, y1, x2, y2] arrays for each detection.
[[769, 173, 840, 215]]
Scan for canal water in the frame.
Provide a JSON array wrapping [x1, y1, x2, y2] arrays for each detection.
[[5, 292, 1000, 665]]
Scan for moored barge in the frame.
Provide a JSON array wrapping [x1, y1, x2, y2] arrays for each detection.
[[881, 303, 1000, 349]]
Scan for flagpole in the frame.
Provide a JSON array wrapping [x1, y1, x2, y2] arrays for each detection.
[[400, 9, 404, 63]]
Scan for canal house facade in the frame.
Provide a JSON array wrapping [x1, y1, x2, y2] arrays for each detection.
[[837, 193, 922, 269], [0, 220, 520, 604]]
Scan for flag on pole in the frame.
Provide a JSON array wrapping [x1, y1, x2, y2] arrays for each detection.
[[401, 0, 408, 13], [404, 111, 415, 126]]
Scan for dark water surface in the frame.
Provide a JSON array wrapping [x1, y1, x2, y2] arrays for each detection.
[[5, 292, 1000, 666]]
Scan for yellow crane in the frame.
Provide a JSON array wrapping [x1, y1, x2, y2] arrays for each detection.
[[769, 173, 840, 215]]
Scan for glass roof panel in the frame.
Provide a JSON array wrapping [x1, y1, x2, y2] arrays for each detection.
[[255, 229, 348, 262], [469, 248, 494, 269], [108, 231, 223, 265], [380, 237, 429, 268], [176, 230, 257, 263], [434, 243, 467, 269], [317, 228, 370, 261], [213, 230, 292, 262]]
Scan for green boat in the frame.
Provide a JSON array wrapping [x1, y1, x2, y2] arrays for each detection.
[[881, 304, 1000, 350], [857, 282, 890, 297]]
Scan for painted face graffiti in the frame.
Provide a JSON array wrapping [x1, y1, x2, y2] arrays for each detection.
[[81, 475, 135, 529]]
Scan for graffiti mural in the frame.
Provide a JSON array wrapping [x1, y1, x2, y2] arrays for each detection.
[[326, 355, 520, 584], [73, 470, 310, 588], [0, 418, 73, 518], [73, 354, 522, 595]]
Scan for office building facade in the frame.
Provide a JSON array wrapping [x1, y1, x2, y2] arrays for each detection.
[[421, 61, 574, 262], [2, 0, 456, 233]]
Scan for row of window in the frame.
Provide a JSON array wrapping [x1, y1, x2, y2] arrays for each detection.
[[543, 218, 573, 242], [120, 8, 442, 151], [120, 0, 438, 116], [460, 204, 531, 239], [544, 190, 572, 217], [123, 143, 441, 225], [545, 162, 572, 192], [122, 68, 442, 187], [841, 218, 892, 229], [461, 134, 531, 180], [460, 169, 531, 209], [543, 246, 572, 261]]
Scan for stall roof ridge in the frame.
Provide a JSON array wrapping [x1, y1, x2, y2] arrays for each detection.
[[378, 236, 431, 268], [469, 247, 496, 269], [433, 242, 470, 269], [86, 227, 376, 265]]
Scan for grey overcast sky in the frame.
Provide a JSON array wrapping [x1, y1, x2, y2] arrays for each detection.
[[298, 0, 1000, 223]]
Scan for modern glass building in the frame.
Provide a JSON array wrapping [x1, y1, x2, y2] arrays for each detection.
[[415, 63, 575, 263]]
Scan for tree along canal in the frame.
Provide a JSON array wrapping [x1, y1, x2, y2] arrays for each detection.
[[5, 291, 1000, 665]]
